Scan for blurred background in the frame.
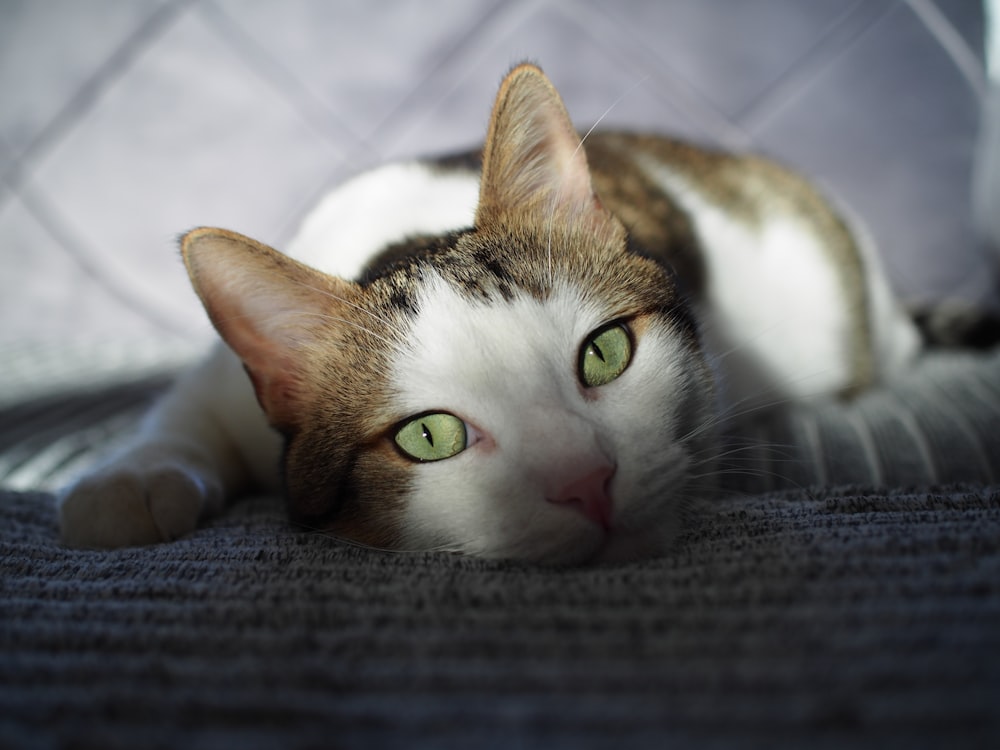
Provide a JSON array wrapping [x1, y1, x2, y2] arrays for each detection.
[[0, 0, 993, 404]]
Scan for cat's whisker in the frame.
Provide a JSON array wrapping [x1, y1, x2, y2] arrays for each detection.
[[711, 441, 799, 464], [293, 280, 408, 342], [574, 74, 650, 154], [286, 311, 398, 347], [700, 318, 785, 365], [685, 437, 812, 493], [206, 306, 398, 348], [545, 75, 648, 290], [678, 353, 845, 445], [687, 463, 806, 486]]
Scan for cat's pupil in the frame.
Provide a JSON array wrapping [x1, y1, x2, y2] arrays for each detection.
[[421, 423, 434, 446], [591, 342, 606, 362]]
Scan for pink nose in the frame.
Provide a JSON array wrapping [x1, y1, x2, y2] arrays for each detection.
[[547, 464, 616, 530]]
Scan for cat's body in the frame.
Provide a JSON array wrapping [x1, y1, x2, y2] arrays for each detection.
[[60, 65, 922, 564]]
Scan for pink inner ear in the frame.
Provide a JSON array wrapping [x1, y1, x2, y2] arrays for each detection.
[[181, 227, 359, 429], [538, 119, 598, 212], [216, 308, 303, 425]]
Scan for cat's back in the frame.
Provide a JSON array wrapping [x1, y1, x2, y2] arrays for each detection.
[[286, 131, 853, 293], [284, 133, 730, 281], [285, 160, 481, 280], [585, 132, 920, 403]]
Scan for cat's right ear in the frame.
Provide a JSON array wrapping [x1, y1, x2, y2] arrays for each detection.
[[476, 62, 617, 239], [181, 227, 359, 430]]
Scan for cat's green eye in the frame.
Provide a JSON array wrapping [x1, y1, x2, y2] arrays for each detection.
[[394, 412, 468, 462], [579, 323, 633, 388]]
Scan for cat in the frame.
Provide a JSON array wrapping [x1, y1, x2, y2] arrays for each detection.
[[58, 62, 926, 565]]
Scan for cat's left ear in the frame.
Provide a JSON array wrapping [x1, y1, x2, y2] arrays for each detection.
[[181, 227, 360, 430], [476, 63, 616, 234]]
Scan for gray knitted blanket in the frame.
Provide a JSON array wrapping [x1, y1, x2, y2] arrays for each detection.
[[3, 486, 999, 748], [2, 347, 1000, 748]]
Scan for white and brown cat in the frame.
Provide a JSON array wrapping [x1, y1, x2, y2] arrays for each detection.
[[59, 63, 927, 564]]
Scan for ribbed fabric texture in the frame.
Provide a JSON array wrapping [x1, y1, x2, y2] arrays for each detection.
[[717, 347, 1000, 493], [2, 486, 999, 748]]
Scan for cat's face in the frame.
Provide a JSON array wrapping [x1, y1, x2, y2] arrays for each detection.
[[181, 63, 719, 564], [374, 226, 714, 563]]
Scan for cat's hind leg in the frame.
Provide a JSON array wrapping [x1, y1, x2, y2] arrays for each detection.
[[58, 345, 280, 548]]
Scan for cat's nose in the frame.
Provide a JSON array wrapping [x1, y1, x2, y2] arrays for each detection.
[[547, 464, 616, 530]]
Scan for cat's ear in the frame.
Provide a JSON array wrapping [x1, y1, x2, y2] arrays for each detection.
[[476, 63, 613, 232], [181, 227, 358, 429]]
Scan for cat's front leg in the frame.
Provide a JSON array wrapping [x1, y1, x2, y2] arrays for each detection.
[[58, 440, 228, 548], [58, 345, 279, 548]]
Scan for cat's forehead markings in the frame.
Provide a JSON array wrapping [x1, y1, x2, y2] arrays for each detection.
[[422, 240, 521, 304], [391, 271, 602, 411]]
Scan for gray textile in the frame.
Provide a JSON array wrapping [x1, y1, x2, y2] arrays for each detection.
[[3, 2, 1000, 748], [3, 483, 999, 749], [721, 348, 1000, 492]]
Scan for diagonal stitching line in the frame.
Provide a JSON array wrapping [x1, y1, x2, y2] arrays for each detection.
[[15, 183, 194, 336], [0, 0, 198, 202], [739, 1, 899, 134], [572, 1, 754, 149], [907, 0, 987, 96]]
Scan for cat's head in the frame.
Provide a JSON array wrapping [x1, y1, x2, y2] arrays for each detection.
[[181, 64, 717, 564]]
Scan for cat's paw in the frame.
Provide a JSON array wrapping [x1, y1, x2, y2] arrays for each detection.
[[58, 448, 223, 549]]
